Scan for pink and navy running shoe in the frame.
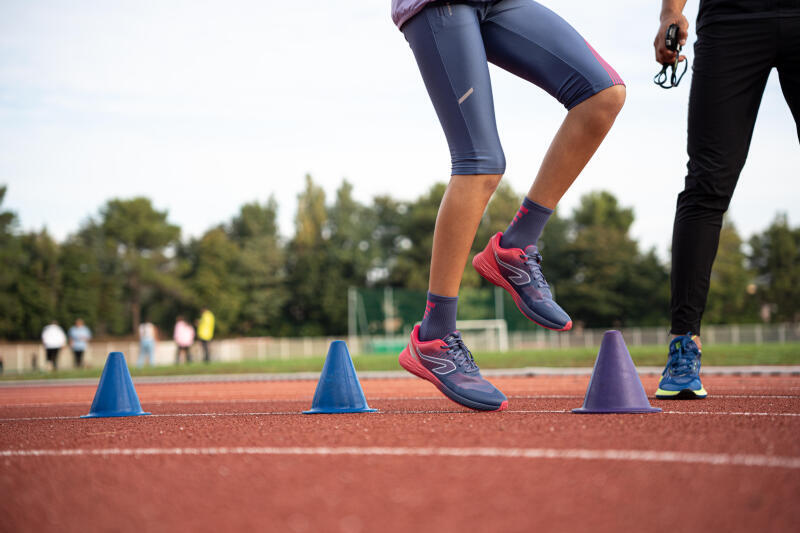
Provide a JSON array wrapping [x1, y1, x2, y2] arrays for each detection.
[[473, 232, 572, 331], [399, 325, 508, 411]]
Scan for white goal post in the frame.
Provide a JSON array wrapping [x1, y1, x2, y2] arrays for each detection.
[[409, 319, 510, 353], [452, 319, 509, 353]]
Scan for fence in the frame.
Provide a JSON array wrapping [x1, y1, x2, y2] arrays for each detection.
[[1, 322, 798, 374]]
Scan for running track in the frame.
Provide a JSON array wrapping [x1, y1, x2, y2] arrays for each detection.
[[1, 375, 799, 532]]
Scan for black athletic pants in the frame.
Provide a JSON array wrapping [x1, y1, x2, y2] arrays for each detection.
[[72, 349, 84, 368], [175, 345, 192, 364], [201, 340, 210, 363], [46, 348, 60, 371], [671, 17, 800, 335]]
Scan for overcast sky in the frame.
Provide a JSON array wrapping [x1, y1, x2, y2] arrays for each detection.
[[1, 0, 798, 260]]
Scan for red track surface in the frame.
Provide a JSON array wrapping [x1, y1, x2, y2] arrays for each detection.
[[1, 375, 799, 533]]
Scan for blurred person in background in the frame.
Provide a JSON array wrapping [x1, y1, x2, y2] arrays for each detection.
[[173, 316, 195, 364], [67, 318, 92, 368], [41, 321, 67, 371], [196, 307, 215, 363], [138, 318, 158, 368]]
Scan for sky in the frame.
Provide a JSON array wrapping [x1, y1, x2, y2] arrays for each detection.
[[1, 0, 798, 260]]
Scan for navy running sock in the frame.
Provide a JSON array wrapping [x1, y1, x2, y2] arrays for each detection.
[[419, 292, 458, 341], [499, 197, 553, 250]]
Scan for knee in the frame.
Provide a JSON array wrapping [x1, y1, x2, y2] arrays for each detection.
[[580, 84, 626, 129], [675, 173, 735, 222], [451, 173, 503, 196], [478, 173, 503, 196], [599, 84, 626, 116]]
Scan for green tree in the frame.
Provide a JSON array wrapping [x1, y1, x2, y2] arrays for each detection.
[[16, 231, 62, 339], [322, 181, 380, 333], [389, 183, 445, 291], [228, 197, 288, 335], [57, 238, 103, 330], [0, 186, 24, 338], [704, 220, 759, 324], [285, 175, 330, 335], [181, 228, 244, 336], [85, 198, 182, 333], [749, 214, 800, 323], [557, 191, 668, 327], [71, 223, 129, 336]]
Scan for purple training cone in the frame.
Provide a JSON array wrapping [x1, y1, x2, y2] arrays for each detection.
[[573, 330, 661, 414]]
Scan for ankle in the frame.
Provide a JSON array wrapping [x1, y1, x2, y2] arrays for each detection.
[[419, 292, 458, 341], [500, 197, 553, 250], [672, 333, 702, 350]]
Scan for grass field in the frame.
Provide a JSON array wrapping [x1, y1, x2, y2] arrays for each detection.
[[2, 342, 798, 381]]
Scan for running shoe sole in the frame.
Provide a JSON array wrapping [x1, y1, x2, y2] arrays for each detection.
[[656, 387, 708, 399], [472, 248, 572, 332], [399, 346, 508, 412]]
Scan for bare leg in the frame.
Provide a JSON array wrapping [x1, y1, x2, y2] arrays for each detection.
[[428, 174, 503, 297], [527, 85, 626, 208], [428, 86, 625, 298]]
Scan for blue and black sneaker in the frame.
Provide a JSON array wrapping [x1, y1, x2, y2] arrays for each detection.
[[399, 326, 508, 411], [656, 334, 708, 399]]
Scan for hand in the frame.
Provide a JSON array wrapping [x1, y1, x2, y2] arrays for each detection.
[[654, 12, 689, 65]]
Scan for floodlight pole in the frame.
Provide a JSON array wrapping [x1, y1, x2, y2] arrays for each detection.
[[494, 286, 504, 321], [348, 286, 358, 354]]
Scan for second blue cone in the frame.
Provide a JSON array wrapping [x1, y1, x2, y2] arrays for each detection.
[[304, 341, 377, 414], [82, 352, 150, 418]]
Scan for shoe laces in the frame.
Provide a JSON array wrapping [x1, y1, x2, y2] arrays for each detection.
[[520, 250, 549, 288], [441, 332, 479, 372], [665, 334, 700, 377]]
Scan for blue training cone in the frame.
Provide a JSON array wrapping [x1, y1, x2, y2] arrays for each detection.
[[82, 352, 150, 418], [304, 341, 377, 414], [573, 330, 661, 414]]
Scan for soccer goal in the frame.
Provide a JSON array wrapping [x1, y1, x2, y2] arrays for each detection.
[[451, 319, 509, 353], [347, 286, 510, 354]]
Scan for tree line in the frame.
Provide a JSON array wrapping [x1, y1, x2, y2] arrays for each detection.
[[0, 178, 797, 341]]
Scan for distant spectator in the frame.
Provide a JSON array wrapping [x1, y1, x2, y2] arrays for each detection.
[[173, 316, 195, 364], [68, 318, 92, 368], [41, 321, 67, 371], [0, 356, 4, 375], [196, 307, 215, 363], [138, 319, 158, 368]]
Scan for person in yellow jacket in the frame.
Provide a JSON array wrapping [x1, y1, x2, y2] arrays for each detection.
[[196, 307, 215, 363]]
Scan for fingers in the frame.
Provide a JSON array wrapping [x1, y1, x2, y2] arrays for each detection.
[[655, 47, 678, 65], [654, 14, 691, 65], [678, 16, 690, 44]]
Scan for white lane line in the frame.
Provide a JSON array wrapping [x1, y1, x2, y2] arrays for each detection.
[[2, 410, 800, 422], [3, 394, 798, 408], [0, 411, 460, 421], [0, 397, 441, 408], [511, 410, 800, 417], [715, 395, 800, 399], [664, 411, 800, 417], [1, 445, 798, 469], [513, 395, 800, 400]]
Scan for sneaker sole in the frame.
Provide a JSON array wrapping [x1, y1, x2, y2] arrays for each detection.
[[655, 387, 708, 399], [472, 247, 572, 332], [399, 346, 507, 412]]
